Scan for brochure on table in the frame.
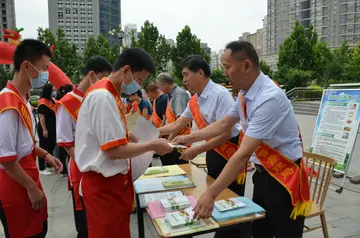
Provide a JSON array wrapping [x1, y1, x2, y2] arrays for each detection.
[[134, 175, 195, 194], [147, 196, 197, 219], [138, 165, 187, 180]]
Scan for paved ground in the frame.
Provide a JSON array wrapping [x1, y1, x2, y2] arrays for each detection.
[[1, 114, 360, 237]]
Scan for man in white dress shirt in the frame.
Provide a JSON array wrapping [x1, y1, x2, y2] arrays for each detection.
[[173, 42, 310, 238], [160, 55, 251, 238]]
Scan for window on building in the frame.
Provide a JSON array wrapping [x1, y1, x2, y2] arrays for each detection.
[[58, 11, 64, 18], [88, 12, 92, 15], [1, 3, 5, 8], [65, 9, 71, 14], [73, 2, 78, 6], [1, 10, 5, 14], [80, 12, 85, 15], [65, 2, 71, 6], [58, 2, 63, 6], [73, 9, 78, 14], [2, 16, 6, 22], [58, 20, 64, 24]]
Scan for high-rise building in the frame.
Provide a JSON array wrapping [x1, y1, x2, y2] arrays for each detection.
[[0, 0, 16, 41], [210, 51, 219, 70], [200, 42, 211, 55], [48, 0, 121, 52], [123, 23, 137, 48], [265, 0, 360, 55], [239, 28, 264, 56]]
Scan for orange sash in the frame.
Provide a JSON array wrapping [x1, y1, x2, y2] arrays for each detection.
[[189, 96, 246, 184], [166, 101, 191, 135], [0, 82, 33, 139], [239, 81, 311, 219], [85, 78, 128, 138], [57, 93, 82, 122], [38, 98, 56, 113], [152, 98, 163, 128]]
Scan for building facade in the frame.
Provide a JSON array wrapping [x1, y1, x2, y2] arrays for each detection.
[[200, 42, 211, 55], [123, 23, 137, 48], [0, 0, 16, 41], [48, 0, 121, 52], [239, 28, 264, 56], [210, 51, 219, 70]]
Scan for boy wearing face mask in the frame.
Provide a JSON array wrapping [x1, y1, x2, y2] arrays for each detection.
[[56, 56, 112, 238], [75, 48, 173, 238], [0, 39, 63, 238]]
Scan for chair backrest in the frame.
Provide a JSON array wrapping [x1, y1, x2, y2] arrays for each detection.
[[303, 152, 337, 209]]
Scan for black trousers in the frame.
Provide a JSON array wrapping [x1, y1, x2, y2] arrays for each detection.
[[71, 189, 88, 238], [38, 134, 56, 171], [252, 167, 305, 238], [206, 135, 252, 238], [0, 201, 48, 238], [160, 148, 188, 166], [58, 146, 69, 175]]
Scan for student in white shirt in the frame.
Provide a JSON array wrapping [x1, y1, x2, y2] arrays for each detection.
[[75, 48, 173, 238]]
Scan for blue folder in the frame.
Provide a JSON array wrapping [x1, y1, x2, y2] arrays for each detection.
[[212, 197, 265, 222]]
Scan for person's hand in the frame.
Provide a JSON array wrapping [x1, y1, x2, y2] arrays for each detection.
[[193, 190, 216, 220], [44, 154, 63, 174], [172, 135, 192, 147], [43, 129, 48, 138], [180, 147, 199, 161], [27, 186, 45, 210], [129, 132, 138, 143], [152, 138, 173, 156]]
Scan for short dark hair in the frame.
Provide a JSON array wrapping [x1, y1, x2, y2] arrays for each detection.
[[145, 81, 158, 93], [113, 48, 156, 75], [13, 39, 52, 72], [57, 84, 73, 99], [83, 56, 112, 76], [40, 83, 54, 100], [181, 55, 211, 77], [225, 41, 260, 68], [131, 90, 143, 98]]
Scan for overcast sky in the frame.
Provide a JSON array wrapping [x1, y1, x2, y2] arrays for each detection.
[[14, 0, 267, 51]]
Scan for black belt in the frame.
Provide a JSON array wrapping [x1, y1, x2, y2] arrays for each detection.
[[254, 158, 302, 173]]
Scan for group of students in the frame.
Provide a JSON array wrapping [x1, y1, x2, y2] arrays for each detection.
[[0, 38, 310, 238]]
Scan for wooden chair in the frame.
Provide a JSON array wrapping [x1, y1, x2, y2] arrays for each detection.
[[303, 152, 336, 238]]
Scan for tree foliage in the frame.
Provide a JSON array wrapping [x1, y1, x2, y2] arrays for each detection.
[[260, 60, 273, 78], [211, 68, 227, 84], [170, 25, 211, 81], [83, 34, 120, 64]]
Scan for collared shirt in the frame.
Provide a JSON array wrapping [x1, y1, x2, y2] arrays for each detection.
[[228, 72, 302, 164], [182, 80, 241, 138], [168, 85, 190, 117], [56, 87, 84, 147], [75, 89, 129, 177], [0, 85, 35, 167]]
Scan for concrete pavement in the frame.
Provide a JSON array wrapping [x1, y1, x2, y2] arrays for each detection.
[[1, 114, 360, 237]]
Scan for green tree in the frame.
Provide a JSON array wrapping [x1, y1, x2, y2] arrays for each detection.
[[259, 60, 273, 78], [0, 66, 14, 90], [313, 40, 334, 86], [344, 44, 360, 83], [284, 69, 313, 91], [326, 42, 353, 84], [170, 25, 210, 81], [83, 34, 120, 65], [37, 27, 82, 83], [134, 21, 171, 73], [211, 68, 227, 84]]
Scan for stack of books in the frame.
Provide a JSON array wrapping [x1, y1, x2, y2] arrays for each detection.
[[162, 177, 194, 189], [165, 207, 199, 228], [160, 195, 191, 212], [214, 198, 246, 212], [144, 166, 169, 176]]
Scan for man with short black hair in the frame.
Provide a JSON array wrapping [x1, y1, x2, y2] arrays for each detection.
[[75, 48, 173, 238], [56, 55, 112, 238], [0, 39, 63, 238], [160, 55, 251, 238], [173, 41, 310, 238], [145, 82, 168, 128]]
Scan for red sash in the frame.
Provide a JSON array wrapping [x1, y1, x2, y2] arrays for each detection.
[[57, 93, 82, 122], [189, 96, 246, 184], [38, 98, 56, 113], [152, 98, 162, 128], [240, 81, 311, 219], [85, 78, 129, 139], [166, 101, 191, 135], [0, 82, 33, 139]]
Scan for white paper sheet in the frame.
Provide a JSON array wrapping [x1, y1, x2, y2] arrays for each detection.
[[126, 111, 140, 132], [131, 116, 160, 181]]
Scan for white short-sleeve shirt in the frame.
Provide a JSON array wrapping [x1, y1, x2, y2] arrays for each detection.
[[228, 72, 302, 164], [56, 91, 83, 147], [0, 86, 35, 168], [75, 89, 129, 177], [181, 80, 241, 138]]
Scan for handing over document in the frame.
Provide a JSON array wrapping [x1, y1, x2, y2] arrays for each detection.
[[131, 116, 160, 181], [168, 143, 188, 149]]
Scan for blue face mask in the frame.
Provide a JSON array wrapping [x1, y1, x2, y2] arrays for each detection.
[[121, 70, 141, 95], [26, 63, 49, 88]]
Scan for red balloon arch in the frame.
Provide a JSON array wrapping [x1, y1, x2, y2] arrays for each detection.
[[0, 41, 73, 89]]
